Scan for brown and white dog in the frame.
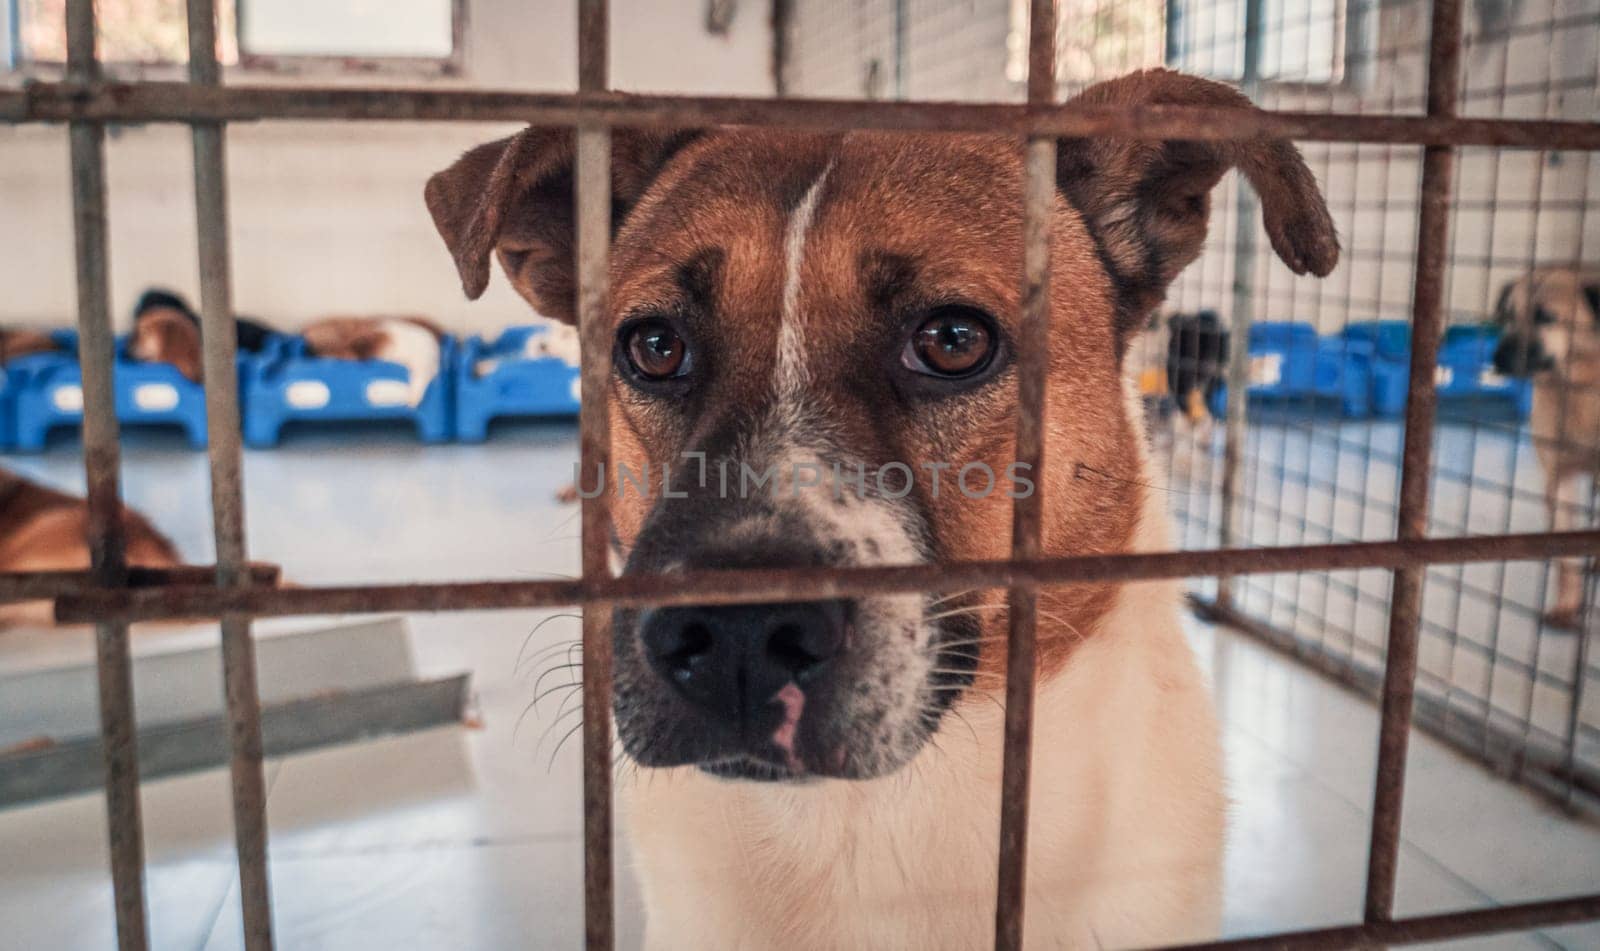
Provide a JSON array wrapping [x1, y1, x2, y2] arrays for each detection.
[[301, 315, 448, 408], [127, 288, 445, 410], [0, 467, 183, 628], [127, 287, 279, 382], [428, 69, 1338, 948], [1, 328, 64, 363], [1492, 268, 1600, 630]]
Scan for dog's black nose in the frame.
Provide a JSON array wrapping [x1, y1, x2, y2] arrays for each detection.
[[640, 601, 848, 722], [1492, 334, 1551, 376]]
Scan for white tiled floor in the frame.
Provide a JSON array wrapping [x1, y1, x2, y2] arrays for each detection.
[[1, 424, 1597, 949]]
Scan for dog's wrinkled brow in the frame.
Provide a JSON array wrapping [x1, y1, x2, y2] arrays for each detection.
[[673, 249, 724, 312], [862, 251, 920, 314]]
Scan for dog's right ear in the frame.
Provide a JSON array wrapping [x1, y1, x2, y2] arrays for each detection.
[[425, 127, 699, 324], [1057, 69, 1339, 343]]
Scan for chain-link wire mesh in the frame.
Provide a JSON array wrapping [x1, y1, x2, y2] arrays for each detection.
[[783, 0, 1600, 811]]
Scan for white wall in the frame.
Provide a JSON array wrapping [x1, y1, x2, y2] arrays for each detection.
[[0, 0, 774, 334]]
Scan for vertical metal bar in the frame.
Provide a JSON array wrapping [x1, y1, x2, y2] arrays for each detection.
[[1363, 0, 1464, 924], [770, 0, 792, 96], [65, 2, 148, 949], [994, 2, 1054, 949], [576, 3, 614, 950], [185, 1, 274, 947], [1216, 0, 1264, 607], [891, 0, 908, 100]]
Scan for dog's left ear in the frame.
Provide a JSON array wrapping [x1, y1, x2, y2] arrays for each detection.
[[1057, 69, 1340, 340]]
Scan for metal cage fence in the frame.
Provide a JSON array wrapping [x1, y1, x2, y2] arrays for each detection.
[[2, 0, 1600, 950]]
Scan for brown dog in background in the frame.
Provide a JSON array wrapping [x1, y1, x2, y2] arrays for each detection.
[[1492, 267, 1600, 630], [1, 328, 63, 363], [0, 467, 183, 627]]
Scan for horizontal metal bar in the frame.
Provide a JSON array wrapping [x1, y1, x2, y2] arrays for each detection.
[[53, 530, 1600, 624], [1164, 892, 1600, 950], [0, 564, 281, 604], [5, 82, 1600, 149]]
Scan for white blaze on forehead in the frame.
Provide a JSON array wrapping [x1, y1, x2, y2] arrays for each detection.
[[775, 161, 835, 401]]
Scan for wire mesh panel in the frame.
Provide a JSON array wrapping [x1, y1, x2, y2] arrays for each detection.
[[1158, 0, 1600, 812], [4, 0, 1600, 948], [782, 0, 1600, 814]]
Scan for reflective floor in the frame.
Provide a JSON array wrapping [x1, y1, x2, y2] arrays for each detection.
[[0, 424, 1596, 949]]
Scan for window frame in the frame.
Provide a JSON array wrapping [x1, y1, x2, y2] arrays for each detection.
[[4, 0, 467, 79], [1162, 0, 1373, 93]]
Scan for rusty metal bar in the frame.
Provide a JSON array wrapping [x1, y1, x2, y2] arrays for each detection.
[[0, 564, 278, 603], [1363, 0, 1464, 926], [576, 2, 615, 949], [64, 0, 148, 947], [1165, 892, 1600, 950], [184, 0, 274, 946], [6, 83, 1600, 149], [993, 2, 1055, 947], [54, 529, 1600, 625], [1214, 0, 1265, 607]]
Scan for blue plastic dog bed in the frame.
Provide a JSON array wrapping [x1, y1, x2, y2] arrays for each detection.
[[9, 330, 213, 451], [1348, 320, 1531, 419], [1208, 321, 1373, 419], [453, 326, 580, 442], [0, 355, 26, 450], [242, 334, 455, 447]]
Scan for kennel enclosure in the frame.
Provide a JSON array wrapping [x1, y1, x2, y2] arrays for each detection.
[[2, 0, 1600, 949]]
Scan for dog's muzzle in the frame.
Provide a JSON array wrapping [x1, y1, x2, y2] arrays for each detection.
[[639, 599, 848, 729], [1492, 334, 1554, 377]]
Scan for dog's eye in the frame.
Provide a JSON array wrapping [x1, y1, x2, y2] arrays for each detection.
[[903, 307, 996, 378], [620, 318, 689, 380], [1534, 307, 1557, 326]]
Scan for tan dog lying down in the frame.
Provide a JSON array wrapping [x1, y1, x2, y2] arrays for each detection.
[[0, 467, 182, 628], [127, 288, 446, 411], [1, 328, 64, 363], [429, 68, 1339, 948]]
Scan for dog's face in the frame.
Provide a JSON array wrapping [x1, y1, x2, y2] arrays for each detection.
[[1492, 270, 1600, 378], [130, 307, 204, 383], [428, 69, 1337, 782]]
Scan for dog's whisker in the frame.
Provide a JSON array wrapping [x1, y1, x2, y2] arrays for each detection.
[[531, 677, 584, 713], [925, 588, 982, 609], [547, 717, 587, 773], [920, 636, 1008, 654], [518, 639, 583, 684], [926, 685, 1004, 714], [530, 661, 584, 700], [926, 668, 1005, 681], [923, 605, 1005, 623], [552, 681, 586, 724], [533, 700, 585, 760], [514, 621, 581, 675]]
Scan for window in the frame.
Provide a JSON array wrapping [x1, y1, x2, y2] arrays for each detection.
[[7, 0, 459, 73], [238, 0, 456, 61], [1166, 0, 1348, 85]]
